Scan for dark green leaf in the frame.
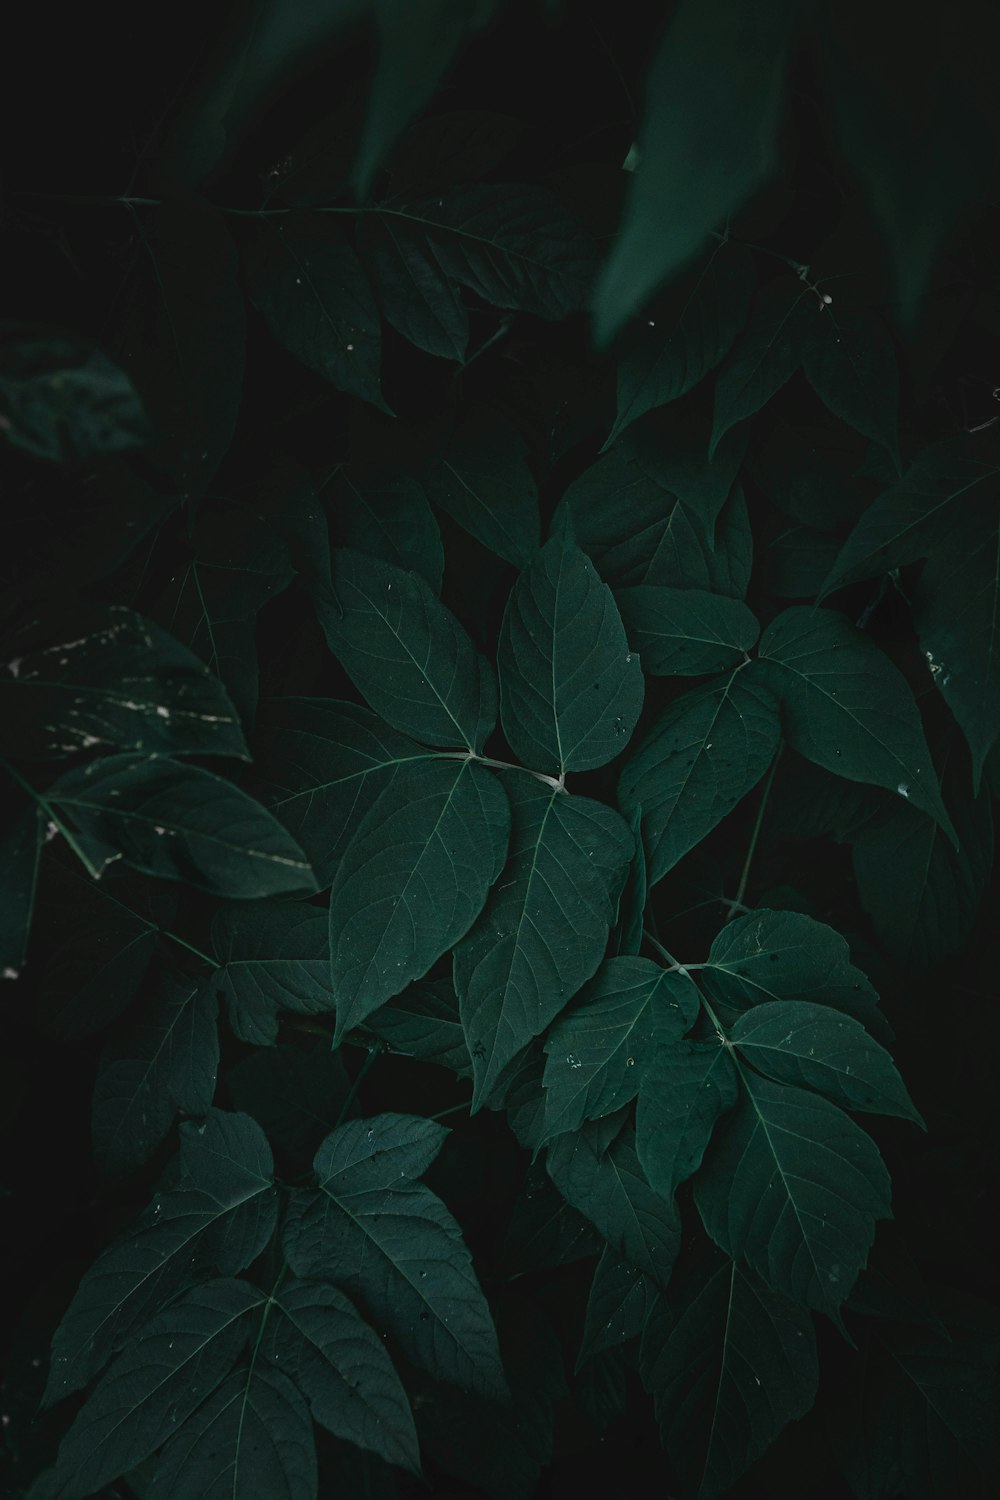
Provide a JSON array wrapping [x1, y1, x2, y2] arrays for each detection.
[[694, 1069, 892, 1317], [547, 1120, 680, 1286], [424, 417, 541, 568], [765, 520, 841, 599], [261, 1278, 419, 1473], [503, 1164, 602, 1275], [226, 1045, 350, 1161], [211, 901, 333, 1045], [0, 603, 247, 762], [0, 807, 42, 979], [92, 976, 219, 1174], [255, 697, 434, 890], [636, 1034, 740, 1204], [541, 958, 700, 1143], [283, 1113, 506, 1399], [48, 754, 317, 896], [802, 310, 901, 473], [245, 217, 388, 412], [618, 669, 781, 885], [616, 585, 759, 675], [730, 1002, 922, 1125], [710, 278, 819, 459], [0, 327, 149, 463], [594, 0, 798, 343], [498, 530, 644, 775], [366, 978, 471, 1075], [754, 606, 955, 840], [48, 1279, 262, 1500], [641, 1250, 818, 1500], [604, 242, 755, 447], [614, 806, 647, 958], [454, 777, 633, 1105], [328, 758, 509, 1041], [359, 213, 469, 362], [314, 548, 497, 751], [577, 1248, 656, 1370], [335, 469, 444, 590]]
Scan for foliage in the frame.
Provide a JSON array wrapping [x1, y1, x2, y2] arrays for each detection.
[[2, 3, 999, 1498]]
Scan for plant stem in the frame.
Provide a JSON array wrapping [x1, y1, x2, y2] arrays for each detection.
[[642, 929, 686, 971], [161, 930, 218, 967], [437, 749, 565, 792], [430, 1099, 471, 1122], [335, 1042, 384, 1127], [726, 746, 782, 920]]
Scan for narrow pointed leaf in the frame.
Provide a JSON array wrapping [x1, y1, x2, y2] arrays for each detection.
[[211, 901, 333, 1045], [498, 531, 644, 775], [454, 778, 633, 1106], [314, 548, 497, 751], [283, 1113, 507, 1399], [755, 606, 955, 840], [618, 670, 781, 885], [616, 585, 759, 675], [328, 758, 509, 1041]]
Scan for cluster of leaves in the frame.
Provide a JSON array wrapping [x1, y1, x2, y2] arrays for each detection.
[[2, 2, 999, 1498]]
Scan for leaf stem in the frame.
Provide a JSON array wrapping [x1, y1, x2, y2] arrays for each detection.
[[437, 749, 565, 792], [430, 1098, 472, 1122], [642, 928, 691, 973], [161, 930, 218, 967], [335, 1041, 384, 1126], [725, 746, 782, 920]]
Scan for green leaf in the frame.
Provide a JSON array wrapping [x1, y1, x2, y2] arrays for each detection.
[[44, 1111, 277, 1405], [335, 468, 444, 590], [710, 278, 819, 459], [454, 777, 633, 1105], [577, 1248, 657, 1371], [641, 1250, 818, 1500], [618, 670, 781, 885], [0, 327, 149, 463], [546, 1120, 680, 1286], [48, 754, 317, 896], [593, 0, 798, 343], [819, 436, 1000, 596], [255, 697, 434, 890], [48, 1279, 262, 1500], [699, 909, 883, 1027], [359, 213, 469, 362], [0, 807, 42, 979], [801, 309, 901, 473], [211, 901, 333, 1045], [283, 1112, 507, 1399], [92, 976, 219, 1174], [0, 603, 247, 762], [636, 1034, 740, 1204], [245, 217, 389, 412], [754, 606, 956, 841], [693, 1069, 892, 1317], [616, 585, 759, 675], [424, 417, 541, 568], [541, 958, 700, 1143], [557, 419, 748, 588], [604, 242, 756, 447], [147, 1364, 316, 1500], [328, 758, 509, 1041], [260, 1278, 420, 1473], [352, 0, 497, 196], [614, 806, 647, 958], [729, 1002, 923, 1125], [366, 978, 471, 1075], [314, 548, 497, 751], [914, 500, 1000, 785], [394, 184, 597, 319], [498, 530, 644, 775], [504, 1164, 602, 1275]]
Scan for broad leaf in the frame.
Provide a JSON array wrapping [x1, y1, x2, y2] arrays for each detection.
[[44, 1112, 277, 1404], [454, 777, 633, 1105], [0, 807, 42, 979], [636, 1034, 740, 1204], [283, 1113, 507, 1399], [48, 754, 317, 896], [261, 1278, 420, 1473], [577, 1248, 656, 1370], [801, 309, 901, 473], [541, 958, 700, 1143], [0, 603, 247, 762], [366, 978, 471, 1075], [694, 1069, 892, 1317], [48, 1279, 262, 1500], [328, 757, 509, 1041], [547, 1120, 680, 1286], [604, 242, 755, 448], [360, 210, 469, 362], [334, 468, 444, 590], [710, 278, 819, 458], [255, 697, 434, 889], [754, 606, 955, 840], [0, 328, 149, 463], [593, 0, 797, 343], [92, 976, 219, 1174], [641, 1250, 818, 1500], [211, 900, 333, 1045], [618, 669, 781, 885], [616, 585, 759, 675], [498, 530, 644, 775], [729, 1002, 923, 1125], [424, 417, 541, 568], [314, 548, 497, 751], [245, 216, 388, 412]]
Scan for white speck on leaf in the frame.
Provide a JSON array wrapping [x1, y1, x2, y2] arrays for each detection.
[[896, 782, 909, 799]]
